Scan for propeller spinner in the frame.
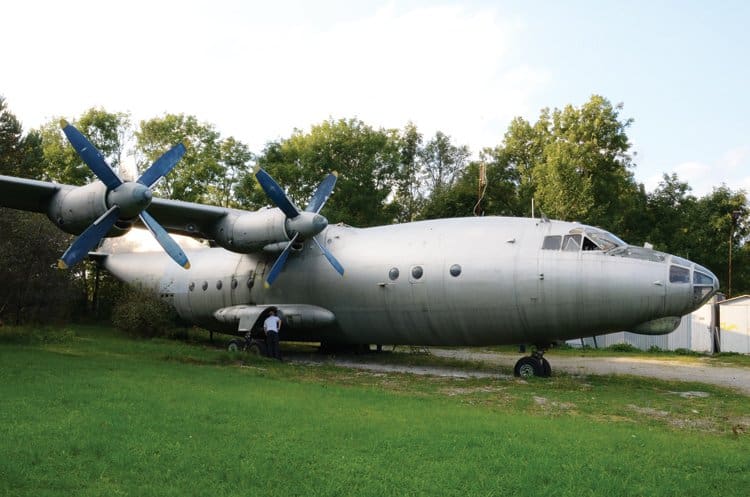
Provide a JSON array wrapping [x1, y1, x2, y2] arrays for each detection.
[[254, 168, 344, 286], [57, 121, 190, 270]]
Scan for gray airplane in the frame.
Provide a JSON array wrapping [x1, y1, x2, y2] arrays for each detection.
[[0, 123, 720, 377]]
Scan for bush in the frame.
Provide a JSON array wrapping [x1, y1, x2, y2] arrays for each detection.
[[112, 287, 180, 338], [715, 351, 741, 357], [606, 342, 639, 353], [647, 345, 664, 353], [674, 348, 700, 356]]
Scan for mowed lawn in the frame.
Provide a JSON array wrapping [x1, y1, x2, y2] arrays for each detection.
[[1, 327, 748, 497]]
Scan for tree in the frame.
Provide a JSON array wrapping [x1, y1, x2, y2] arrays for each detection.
[[686, 186, 748, 295], [640, 173, 697, 251], [530, 96, 638, 228], [482, 115, 547, 217], [0, 96, 43, 179], [419, 130, 470, 194], [0, 99, 80, 324], [0, 96, 24, 177], [392, 122, 424, 223], [239, 118, 403, 227], [136, 114, 222, 202], [37, 107, 131, 185], [205, 137, 253, 208], [421, 162, 483, 219], [0, 210, 81, 325], [77, 108, 131, 172]]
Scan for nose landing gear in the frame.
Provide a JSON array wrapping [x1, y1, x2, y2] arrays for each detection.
[[514, 348, 552, 378]]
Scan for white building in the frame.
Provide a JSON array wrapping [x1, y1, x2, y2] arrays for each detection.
[[719, 295, 750, 354]]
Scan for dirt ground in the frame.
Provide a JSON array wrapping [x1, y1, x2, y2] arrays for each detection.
[[305, 348, 750, 396], [431, 349, 750, 395]]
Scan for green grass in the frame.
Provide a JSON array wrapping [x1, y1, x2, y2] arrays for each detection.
[[1, 325, 749, 497]]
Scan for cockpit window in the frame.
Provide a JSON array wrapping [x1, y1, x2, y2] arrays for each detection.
[[542, 235, 562, 250], [609, 246, 667, 263], [669, 265, 690, 283], [694, 271, 713, 285], [582, 237, 599, 251], [543, 227, 626, 253], [694, 264, 711, 275], [562, 234, 581, 251], [672, 256, 693, 267], [586, 230, 625, 251]]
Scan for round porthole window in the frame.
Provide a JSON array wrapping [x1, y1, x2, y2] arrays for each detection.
[[231, 278, 238, 289], [216, 280, 223, 290], [202, 281, 208, 291], [189, 282, 195, 291], [411, 266, 423, 279], [388, 267, 400, 281], [450, 264, 462, 277]]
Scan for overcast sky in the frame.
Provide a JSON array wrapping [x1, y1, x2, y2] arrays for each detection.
[[3, 0, 749, 196]]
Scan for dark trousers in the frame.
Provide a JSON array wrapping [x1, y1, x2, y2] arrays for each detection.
[[266, 331, 281, 360]]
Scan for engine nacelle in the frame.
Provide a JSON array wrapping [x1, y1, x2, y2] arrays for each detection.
[[47, 182, 131, 237], [213, 208, 289, 253]]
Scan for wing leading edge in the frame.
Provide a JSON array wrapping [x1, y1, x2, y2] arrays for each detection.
[[0, 174, 231, 242], [0, 174, 69, 213]]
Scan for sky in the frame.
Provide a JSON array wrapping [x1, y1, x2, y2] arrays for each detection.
[[2, 0, 749, 196]]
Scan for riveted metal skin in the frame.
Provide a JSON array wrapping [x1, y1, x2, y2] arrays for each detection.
[[103, 216, 718, 346]]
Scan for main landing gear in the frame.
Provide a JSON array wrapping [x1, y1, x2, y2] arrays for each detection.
[[513, 347, 552, 378]]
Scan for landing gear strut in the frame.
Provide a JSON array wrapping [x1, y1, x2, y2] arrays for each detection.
[[513, 347, 552, 378]]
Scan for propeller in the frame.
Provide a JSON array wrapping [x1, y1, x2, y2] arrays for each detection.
[[57, 121, 190, 270], [255, 168, 344, 286]]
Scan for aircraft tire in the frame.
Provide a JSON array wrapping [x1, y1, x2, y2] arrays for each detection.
[[247, 340, 267, 357], [227, 340, 243, 352], [514, 356, 542, 378], [541, 358, 552, 377]]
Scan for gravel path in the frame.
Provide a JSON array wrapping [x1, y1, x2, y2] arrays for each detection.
[[431, 349, 750, 395]]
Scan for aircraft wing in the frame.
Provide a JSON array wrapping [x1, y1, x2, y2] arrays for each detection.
[[146, 198, 230, 239], [0, 174, 71, 213], [0, 174, 230, 239]]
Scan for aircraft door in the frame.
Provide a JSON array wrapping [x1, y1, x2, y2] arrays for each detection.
[[513, 230, 543, 338], [380, 265, 429, 340], [247, 260, 267, 304]]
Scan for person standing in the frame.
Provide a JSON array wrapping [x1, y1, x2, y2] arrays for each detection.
[[263, 309, 282, 360]]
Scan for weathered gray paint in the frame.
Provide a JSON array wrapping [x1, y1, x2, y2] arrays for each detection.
[[103, 216, 719, 346]]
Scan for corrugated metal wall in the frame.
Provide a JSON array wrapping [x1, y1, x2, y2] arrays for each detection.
[[720, 298, 750, 353]]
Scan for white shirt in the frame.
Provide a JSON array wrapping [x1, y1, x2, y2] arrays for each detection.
[[264, 315, 281, 333]]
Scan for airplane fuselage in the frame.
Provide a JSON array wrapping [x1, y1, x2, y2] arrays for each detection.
[[104, 216, 717, 347]]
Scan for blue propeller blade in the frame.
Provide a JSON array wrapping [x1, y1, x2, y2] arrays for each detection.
[[137, 143, 186, 188], [313, 237, 344, 276], [305, 172, 337, 214], [255, 168, 300, 218], [58, 206, 120, 269], [60, 121, 122, 190], [265, 234, 298, 287], [139, 210, 190, 269]]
